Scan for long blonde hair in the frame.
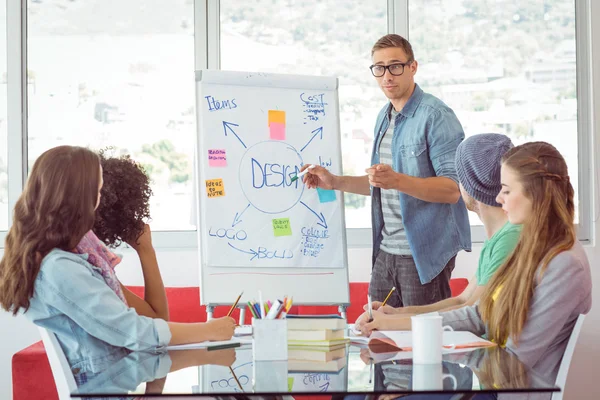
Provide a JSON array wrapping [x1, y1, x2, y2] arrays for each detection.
[[480, 142, 575, 345], [0, 146, 100, 315]]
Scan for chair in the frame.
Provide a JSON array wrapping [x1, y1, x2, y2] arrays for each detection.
[[38, 327, 77, 400], [552, 313, 586, 400]]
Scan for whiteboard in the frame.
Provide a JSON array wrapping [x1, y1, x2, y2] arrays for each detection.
[[196, 70, 350, 306]]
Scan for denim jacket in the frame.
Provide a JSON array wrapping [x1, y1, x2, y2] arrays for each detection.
[[371, 84, 471, 284], [24, 249, 171, 379]]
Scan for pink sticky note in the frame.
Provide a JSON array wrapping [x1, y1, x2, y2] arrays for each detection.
[[208, 149, 227, 167], [269, 122, 286, 140]]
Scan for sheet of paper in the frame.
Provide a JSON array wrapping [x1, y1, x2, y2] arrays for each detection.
[[234, 325, 253, 336], [368, 330, 494, 352], [347, 324, 370, 345], [166, 337, 252, 351]]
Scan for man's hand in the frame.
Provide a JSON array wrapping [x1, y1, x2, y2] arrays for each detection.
[[205, 317, 236, 341], [366, 164, 401, 190], [302, 165, 337, 190]]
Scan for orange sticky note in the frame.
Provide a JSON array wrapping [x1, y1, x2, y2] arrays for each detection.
[[268, 110, 286, 125], [205, 178, 225, 198]]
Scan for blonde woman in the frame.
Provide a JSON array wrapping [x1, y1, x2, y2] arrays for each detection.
[[359, 142, 592, 389]]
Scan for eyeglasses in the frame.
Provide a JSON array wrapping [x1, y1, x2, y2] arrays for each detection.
[[369, 62, 413, 77]]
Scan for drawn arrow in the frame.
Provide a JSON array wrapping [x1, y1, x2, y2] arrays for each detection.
[[300, 127, 323, 152], [319, 382, 330, 392], [232, 203, 251, 227], [228, 242, 259, 261], [222, 121, 247, 149], [300, 201, 328, 229]]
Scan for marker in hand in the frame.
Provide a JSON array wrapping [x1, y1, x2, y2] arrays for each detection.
[[290, 164, 316, 183]]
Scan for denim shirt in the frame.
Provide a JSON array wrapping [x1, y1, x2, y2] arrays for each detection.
[[24, 249, 171, 379], [74, 350, 172, 397], [371, 84, 471, 284]]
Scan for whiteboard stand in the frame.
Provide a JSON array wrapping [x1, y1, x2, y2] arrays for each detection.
[[205, 305, 246, 324], [239, 305, 246, 325], [206, 303, 348, 321], [338, 305, 347, 321]]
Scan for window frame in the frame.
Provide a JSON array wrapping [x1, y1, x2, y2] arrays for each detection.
[[0, 0, 592, 248]]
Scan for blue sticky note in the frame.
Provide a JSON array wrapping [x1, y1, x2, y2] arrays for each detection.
[[317, 187, 336, 203]]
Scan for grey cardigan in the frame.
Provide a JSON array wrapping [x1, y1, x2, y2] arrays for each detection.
[[441, 241, 592, 399]]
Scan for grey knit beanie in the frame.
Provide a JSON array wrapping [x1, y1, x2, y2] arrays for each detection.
[[455, 133, 514, 207]]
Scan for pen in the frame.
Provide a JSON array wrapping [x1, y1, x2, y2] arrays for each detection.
[[247, 301, 258, 319], [266, 300, 283, 319], [207, 342, 241, 351], [369, 358, 373, 384], [290, 165, 316, 183], [258, 291, 265, 319], [227, 291, 244, 317], [253, 303, 261, 319], [367, 295, 374, 322], [381, 287, 396, 307]]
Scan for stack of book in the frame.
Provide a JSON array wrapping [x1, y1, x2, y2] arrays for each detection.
[[286, 314, 350, 372]]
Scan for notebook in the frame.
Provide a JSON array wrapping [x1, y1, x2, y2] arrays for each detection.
[[288, 346, 347, 362], [288, 338, 351, 350], [288, 329, 345, 341], [368, 330, 495, 353], [286, 314, 346, 330], [288, 356, 346, 372], [166, 337, 252, 350]]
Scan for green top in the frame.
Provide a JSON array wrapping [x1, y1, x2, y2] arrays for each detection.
[[476, 222, 522, 285]]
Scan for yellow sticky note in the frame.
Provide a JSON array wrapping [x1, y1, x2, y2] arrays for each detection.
[[205, 178, 225, 198], [272, 218, 292, 237], [268, 110, 286, 125]]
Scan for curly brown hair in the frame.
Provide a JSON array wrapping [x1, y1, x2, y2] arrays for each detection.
[[93, 149, 153, 248]]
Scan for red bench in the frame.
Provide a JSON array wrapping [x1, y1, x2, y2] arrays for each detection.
[[12, 279, 468, 400]]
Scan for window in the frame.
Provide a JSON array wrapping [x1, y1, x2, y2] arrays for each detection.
[[1, 0, 590, 247], [219, 0, 388, 228], [409, 0, 578, 226], [0, 0, 7, 230], [27, 0, 196, 231]]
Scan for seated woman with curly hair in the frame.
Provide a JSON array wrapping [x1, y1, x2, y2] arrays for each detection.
[[74, 150, 169, 320], [0, 146, 234, 385]]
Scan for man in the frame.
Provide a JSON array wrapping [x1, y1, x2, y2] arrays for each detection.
[[367, 133, 522, 318], [303, 34, 471, 307]]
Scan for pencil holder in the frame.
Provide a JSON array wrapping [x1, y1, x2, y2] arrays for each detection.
[[252, 318, 288, 361], [253, 360, 288, 392]]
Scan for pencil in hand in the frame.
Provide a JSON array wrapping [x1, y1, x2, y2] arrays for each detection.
[[381, 287, 396, 307], [227, 291, 244, 317]]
